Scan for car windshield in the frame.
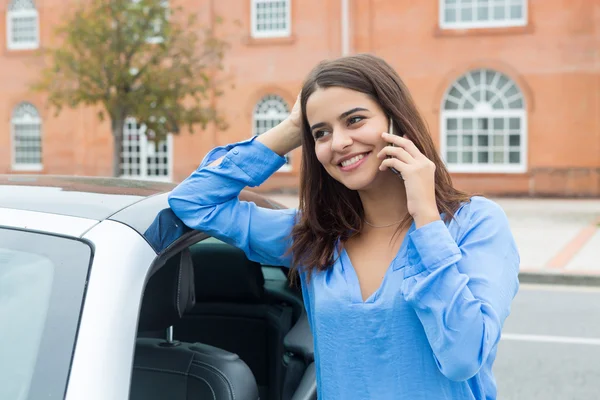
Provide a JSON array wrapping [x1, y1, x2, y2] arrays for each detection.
[[0, 228, 92, 400]]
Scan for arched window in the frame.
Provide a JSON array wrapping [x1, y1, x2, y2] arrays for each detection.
[[120, 117, 172, 181], [253, 94, 291, 170], [7, 0, 40, 50], [11, 102, 42, 170], [441, 69, 526, 173]]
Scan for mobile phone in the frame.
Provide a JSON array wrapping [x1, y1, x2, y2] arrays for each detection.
[[388, 117, 402, 177]]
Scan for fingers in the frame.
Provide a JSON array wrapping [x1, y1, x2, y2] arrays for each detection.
[[381, 132, 423, 159], [377, 144, 413, 164], [379, 157, 407, 172]]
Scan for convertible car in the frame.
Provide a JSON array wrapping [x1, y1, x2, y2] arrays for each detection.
[[0, 175, 315, 400]]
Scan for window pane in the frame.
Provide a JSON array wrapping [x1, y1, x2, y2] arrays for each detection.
[[493, 134, 504, 146], [462, 152, 474, 163], [444, 99, 459, 110], [496, 75, 509, 90], [448, 87, 462, 99], [446, 151, 458, 163], [463, 100, 475, 110], [509, 151, 520, 163], [445, 8, 457, 22], [492, 99, 505, 109], [493, 151, 505, 163], [476, 6, 489, 20], [493, 118, 504, 130], [509, 118, 521, 129], [493, 5, 505, 20], [509, 98, 524, 109], [446, 118, 458, 130], [462, 135, 474, 146], [478, 151, 489, 163], [458, 77, 470, 90], [509, 134, 520, 146], [447, 134, 458, 146], [462, 118, 473, 130], [477, 135, 489, 146], [510, 5, 522, 19], [477, 118, 488, 130], [505, 84, 519, 98], [460, 7, 473, 22]]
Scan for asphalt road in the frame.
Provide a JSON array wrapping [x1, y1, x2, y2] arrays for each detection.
[[495, 284, 600, 400]]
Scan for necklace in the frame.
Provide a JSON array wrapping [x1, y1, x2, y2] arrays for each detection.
[[364, 219, 403, 228]]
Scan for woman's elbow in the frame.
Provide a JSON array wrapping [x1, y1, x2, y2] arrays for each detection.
[[437, 353, 483, 382]]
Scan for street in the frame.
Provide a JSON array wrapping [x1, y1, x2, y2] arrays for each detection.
[[495, 284, 600, 400]]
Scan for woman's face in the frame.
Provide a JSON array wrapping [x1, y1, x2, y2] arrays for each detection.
[[305, 87, 391, 191]]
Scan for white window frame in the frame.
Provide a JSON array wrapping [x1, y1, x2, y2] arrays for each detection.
[[120, 117, 173, 182], [440, 69, 527, 174], [439, 0, 527, 30], [6, 0, 40, 50], [253, 94, 291, 172], [251, 0, 291, 39], [11, 102, 43, 171]]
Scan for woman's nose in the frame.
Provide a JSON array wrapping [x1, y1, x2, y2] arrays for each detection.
[[330, 129, 353, 152]]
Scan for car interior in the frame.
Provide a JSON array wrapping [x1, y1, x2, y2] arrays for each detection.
[[130, 237, 316, 400]]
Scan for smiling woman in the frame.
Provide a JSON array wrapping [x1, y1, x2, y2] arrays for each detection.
[[168, 53, 520, 400]]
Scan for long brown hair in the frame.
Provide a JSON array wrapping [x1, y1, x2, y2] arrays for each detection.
[[288, 54, 471, 283]]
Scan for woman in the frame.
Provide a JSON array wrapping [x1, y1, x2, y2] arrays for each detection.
[[168, 54, 520, 400]]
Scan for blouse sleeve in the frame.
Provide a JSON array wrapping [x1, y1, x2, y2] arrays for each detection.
[[402, 197, 520, 381], [168, 137, 298, 267]]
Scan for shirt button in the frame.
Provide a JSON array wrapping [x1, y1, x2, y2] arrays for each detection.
[[232, 149, 239, 155]]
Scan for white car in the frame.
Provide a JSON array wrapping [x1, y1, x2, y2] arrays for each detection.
[[0, 175, 315, 400]]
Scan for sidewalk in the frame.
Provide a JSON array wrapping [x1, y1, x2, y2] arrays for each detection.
[[267, 194, 600, 286]]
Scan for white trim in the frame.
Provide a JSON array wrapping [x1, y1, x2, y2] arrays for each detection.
[[439, 0, 527, 30], [11, 163, 43, 172], [250, 0, 291, 38], [502, 333, 600, 346], [341, 0, 350, 55], [6, 8, 40, 50]]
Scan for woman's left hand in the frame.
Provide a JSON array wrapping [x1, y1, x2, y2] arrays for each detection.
[[377, 132, 440, 228]]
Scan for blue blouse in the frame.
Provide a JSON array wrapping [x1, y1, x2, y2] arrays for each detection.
[[168, 136, 520, 400]]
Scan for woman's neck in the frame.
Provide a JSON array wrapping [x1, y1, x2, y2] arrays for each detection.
[[358, 173, 408, 228]]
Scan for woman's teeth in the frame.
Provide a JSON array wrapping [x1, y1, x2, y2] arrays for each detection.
[[341, 153, 366, 167]]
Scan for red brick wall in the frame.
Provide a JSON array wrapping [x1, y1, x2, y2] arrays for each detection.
[[1, 0, 598, 197]]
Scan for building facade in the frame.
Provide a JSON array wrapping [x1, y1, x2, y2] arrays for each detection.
[[1, 0, 599, 196]]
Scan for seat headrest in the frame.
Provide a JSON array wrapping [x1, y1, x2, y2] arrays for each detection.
[[138, 249, 196, 332], [190, 241, 264, 303]]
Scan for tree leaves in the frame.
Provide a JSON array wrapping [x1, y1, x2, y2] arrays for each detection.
[[33, 0, 228, 144]]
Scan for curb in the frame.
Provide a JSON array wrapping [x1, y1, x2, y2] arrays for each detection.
[[519, 271, 600, 287]]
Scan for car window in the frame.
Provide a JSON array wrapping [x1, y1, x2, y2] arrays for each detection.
[[0, 229, 92, 400]]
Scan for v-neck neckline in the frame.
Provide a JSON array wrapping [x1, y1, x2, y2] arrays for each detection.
[[339, 222, 414, 304]]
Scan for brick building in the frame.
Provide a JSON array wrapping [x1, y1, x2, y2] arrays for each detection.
[[1, 0, 599, 196]]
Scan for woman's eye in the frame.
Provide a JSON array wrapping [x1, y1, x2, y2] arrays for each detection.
[[313, 130, 329, 140], [347, 116, 364, 125]]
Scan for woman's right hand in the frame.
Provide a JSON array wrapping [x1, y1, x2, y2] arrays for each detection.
[[256, 94, 303, 155], [286, 94, 302, 130]]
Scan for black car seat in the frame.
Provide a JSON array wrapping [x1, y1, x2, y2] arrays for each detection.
[[130, 248, 259, 400], [175, 240, 295, 400]]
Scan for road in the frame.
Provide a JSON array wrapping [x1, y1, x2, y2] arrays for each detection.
[[495, 284, 600, 400]]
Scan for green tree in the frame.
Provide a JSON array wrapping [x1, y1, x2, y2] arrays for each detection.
[[33, 0, 228, 176]]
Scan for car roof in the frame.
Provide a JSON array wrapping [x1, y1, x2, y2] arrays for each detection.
[[0, 174, 286, 226], [0, 175, 177, 220]]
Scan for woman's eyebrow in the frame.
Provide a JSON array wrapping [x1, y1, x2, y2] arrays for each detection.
[[310, 107, 369, 131]]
